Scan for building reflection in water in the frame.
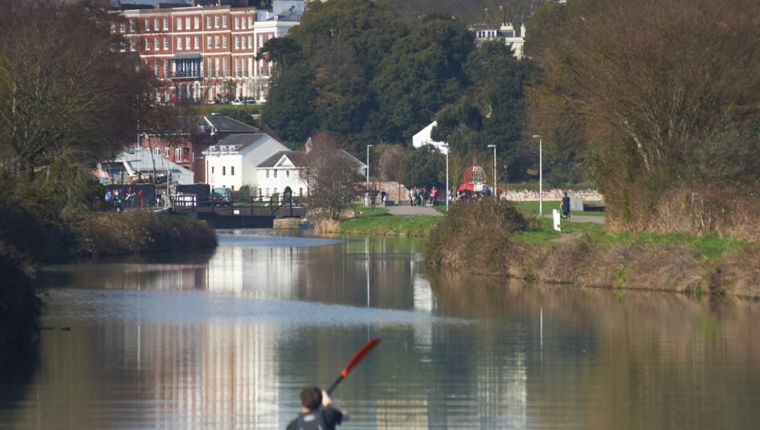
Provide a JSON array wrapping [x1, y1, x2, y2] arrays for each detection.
[[26, 236, 760, 428]]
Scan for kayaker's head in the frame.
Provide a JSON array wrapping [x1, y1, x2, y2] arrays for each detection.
[[300, 386, 322, 412]]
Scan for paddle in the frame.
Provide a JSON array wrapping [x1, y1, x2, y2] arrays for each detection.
[[326, 338, 381, 395]]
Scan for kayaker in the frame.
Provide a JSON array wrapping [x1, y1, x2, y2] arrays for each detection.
[[286, 386, 348, 430]]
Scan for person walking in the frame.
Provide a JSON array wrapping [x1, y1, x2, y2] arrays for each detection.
[[561, 191, 571, 219], [287, 387, 348, 430]]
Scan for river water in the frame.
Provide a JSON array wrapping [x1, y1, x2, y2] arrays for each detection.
[[1, 231, 759, 429]]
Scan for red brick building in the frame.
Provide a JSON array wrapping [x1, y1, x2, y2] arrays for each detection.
[[114, 1, 303, 104]]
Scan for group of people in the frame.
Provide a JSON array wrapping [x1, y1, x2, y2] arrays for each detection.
[[407, 185, 439, 207], [104, 187, 146, 211]]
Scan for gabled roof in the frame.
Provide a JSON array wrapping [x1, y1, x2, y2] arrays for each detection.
[[203, 114, 256, 134], [258, 150, 310, 168], [215, 133, 267, 150]]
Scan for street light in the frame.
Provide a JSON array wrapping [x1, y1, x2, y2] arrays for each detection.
[[442, 143, 450, 211], [532, 134, 543, 216], [365, 144, 374, 207], [487, 144, 497, 194]]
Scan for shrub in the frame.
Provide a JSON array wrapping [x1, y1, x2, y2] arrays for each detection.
[[426, 198, 534, 272]]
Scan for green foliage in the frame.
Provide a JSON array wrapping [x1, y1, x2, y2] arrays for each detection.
[[262, 63, 319, 144], [433, 41, 539, 182], [372, 16, 473, 142], [398, 145, 446, 188]]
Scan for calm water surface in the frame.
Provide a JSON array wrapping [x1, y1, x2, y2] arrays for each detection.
[[1, 230, 759, 429]]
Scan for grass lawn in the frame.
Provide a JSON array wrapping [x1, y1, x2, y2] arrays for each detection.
[[516, 218, 751, 261], [511, 200, 605, 217], [340, 206, 440, 236]]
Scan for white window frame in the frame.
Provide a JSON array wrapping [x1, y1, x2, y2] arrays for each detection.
[[177, 18, 182, 31]]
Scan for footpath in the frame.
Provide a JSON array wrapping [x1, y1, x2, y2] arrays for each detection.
[[386, 205, 605, 224]]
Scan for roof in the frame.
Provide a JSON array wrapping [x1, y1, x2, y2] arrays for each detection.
[[203, 114, 256, 134], [257, 150, 310, 168], [215, 133, 267, 150]]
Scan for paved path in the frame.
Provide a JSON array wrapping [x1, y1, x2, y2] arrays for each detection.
[[387, 205, 443, 216]]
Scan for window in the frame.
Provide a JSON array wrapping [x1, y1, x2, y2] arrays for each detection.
[[222, 60, 227, 77], [234, 17, 239, 30], [235, 36, 239, 50], [222, 16, 227, 28], [120, 23, 126, 33], [214, 58, 220, 77], [266, 170, 269, 178], [145, 20, 149, 31], [177, 37, 182, 50], [231, 185, 235, 191], [194, 37, 199, 49], [185, 37, 191, 50], [175, 147, 182, 159], [286, 170, 290, 178], [248, 35, 252, 50], [164, 38, 168, 50], [231, 166, 235, 176], [153, 19, 159, 31], [145, 38, 150, 50], [299, 188, 303, 196], [207, 36, 211, 49], [214, 35, 219, 48], [266, 188, 270, 196], [154, 62, 159, 77], [211, 166, 215, 174], [214, 16, 219, 29], [163, 18, 168, 31], [129, 39, 135, 51], [274, 170, 278, 178], [206, 16, 211, 29], [259, 188, 263, 197], [222, 36, 227, 49], [164, 147, 170, 157], [234, 58, 239, 76], [129, 20, 135, 32], [177, 18, 182, 30], [185, 18, 190, 30], [222, 166, 226, 176], [163, 59, 168, 76], [153, 147, 160, 156], [194, 17, 199, 30], [248, 17, 253, 28], [154, 38, 159, 50]]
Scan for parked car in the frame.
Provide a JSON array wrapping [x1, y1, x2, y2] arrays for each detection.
[[212, 187, 233, 206], [231, 98, 244, 106], [243, 98, 258, 105]]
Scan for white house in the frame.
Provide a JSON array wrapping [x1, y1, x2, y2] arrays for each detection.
[[469, 22, 526, 59], [255, 136, 367, 200], [413, 121, 448, 154], [203, 133, 289, 191]]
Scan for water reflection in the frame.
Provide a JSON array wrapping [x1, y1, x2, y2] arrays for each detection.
[[2, 233, 759, 429]]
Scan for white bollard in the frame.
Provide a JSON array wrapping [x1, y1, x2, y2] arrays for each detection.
[[553, 209, 561, 232]]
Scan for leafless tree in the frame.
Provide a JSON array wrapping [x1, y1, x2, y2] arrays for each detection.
[[530, 0, 760, 227], [0, 0, 152, 177], [303, 132, 362, 220]]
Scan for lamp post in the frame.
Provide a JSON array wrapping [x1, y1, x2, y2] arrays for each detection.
[[365, 144, 374, 207], [487, 144, 497, 194], [442, 143, 450, 211], [532, 134, 543, 216]]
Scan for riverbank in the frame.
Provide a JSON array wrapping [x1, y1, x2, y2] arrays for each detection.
[[0, 207, 217, 347], [426, 199, 760, 298]]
